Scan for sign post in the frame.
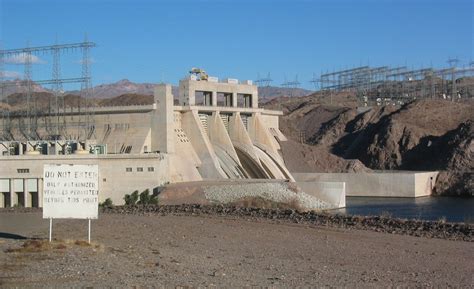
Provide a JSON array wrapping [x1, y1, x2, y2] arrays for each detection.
[[43, 164, 99, 243], [49, 218, 52, 242]]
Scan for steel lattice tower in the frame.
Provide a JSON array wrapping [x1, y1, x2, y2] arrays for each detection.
[[81, 34, 94, 140], [52, 38, 64, 138], [0, 38, 96, 142], [23, 42, 35, 140]]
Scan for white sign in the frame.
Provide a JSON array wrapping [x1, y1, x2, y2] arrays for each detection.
[[43, 164, 99, 219]]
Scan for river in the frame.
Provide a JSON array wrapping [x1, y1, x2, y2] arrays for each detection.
[[333, 197, 474, 223]]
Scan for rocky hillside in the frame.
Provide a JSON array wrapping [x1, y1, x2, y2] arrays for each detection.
[[97, 93, 153, 106], [258, 86, 313, 100], [267, 93, 473, 196], [77, 81, 312, 100], [67, 79, 156, 99], [2, 78, 313, 100], [1, 92, 98, 111], [0, 79, 50, 96]]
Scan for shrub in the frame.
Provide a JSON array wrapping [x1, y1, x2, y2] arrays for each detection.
[[99, 198, 114, 208], [124, 189, 158, 206], [124, 190, 139, 205], [148, 193, 159, 205], [138, 189, 151, 205], [138, 189, 159, 205]]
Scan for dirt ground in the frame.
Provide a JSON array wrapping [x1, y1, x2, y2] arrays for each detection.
[[1, 212, 473, 287]]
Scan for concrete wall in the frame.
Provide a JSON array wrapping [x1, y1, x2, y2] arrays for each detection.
[[0, 178, 37, 208], [296, 181, 346, 208], [153, 84, 174, 153], [1, 106, 154, 154], [293, 172, 439, 198], [179, 78, 258, 108], [0, 154, 169, 207], [415, 172, 439, 197], [181, 110, 226, 179]]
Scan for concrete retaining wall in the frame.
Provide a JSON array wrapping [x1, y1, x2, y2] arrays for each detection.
[[293, 171, 438, 198], [296, 181, 346, 208]]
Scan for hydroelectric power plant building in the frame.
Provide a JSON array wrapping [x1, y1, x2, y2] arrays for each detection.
[[0, 73, 300, 207], [0, 70, 440, 209]]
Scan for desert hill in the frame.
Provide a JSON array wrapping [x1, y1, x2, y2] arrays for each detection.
[[265, 92, 473, 196], [257, 86, 313, 100], [3, 78, 312, 100], [97, 93, 153, 106], [0, 92, 155, 110], [68, 79, 157, 99], [0, 79, 50, 96], [2, 92, 98, 111]]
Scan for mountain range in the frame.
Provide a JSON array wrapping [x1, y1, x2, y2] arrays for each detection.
[[0, 79, 50, 96], [2, 78, 313, 100]]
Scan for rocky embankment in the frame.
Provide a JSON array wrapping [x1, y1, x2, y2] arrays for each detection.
[[96, 204, 474, 242]]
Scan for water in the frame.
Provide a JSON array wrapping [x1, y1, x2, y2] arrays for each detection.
[[333, 197, 474, 223]]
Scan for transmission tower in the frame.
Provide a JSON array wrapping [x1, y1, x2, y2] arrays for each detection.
[[51, 37, 64, 139], [281, 75, 301, 97], [447, 57, 459, 67], [0, 42, 10, 140], [23, 42, 36, 140], [81, 34, 94, 140], [254, 72, 273, 87], [0, 39, 96, 142], [447, 58, 460, 101], [309, 72, 319, 90]]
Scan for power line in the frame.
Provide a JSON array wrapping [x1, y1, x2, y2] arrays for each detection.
[[254, 72, 273, 87], [0, 38, 96, 142]]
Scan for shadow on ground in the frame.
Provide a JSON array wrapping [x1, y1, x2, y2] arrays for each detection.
[[0, 232, 28, 240]]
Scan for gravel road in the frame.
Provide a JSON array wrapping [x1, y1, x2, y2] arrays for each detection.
[[1, 211, 473, 287]]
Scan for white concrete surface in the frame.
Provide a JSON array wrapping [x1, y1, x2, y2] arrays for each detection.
[[296, 181, 346, 208], [293, 171, 439, 198]]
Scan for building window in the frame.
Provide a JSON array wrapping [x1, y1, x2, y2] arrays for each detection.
[[137, 167, 144, 172], [148, 167, 154, 172], [17, 169, 29, 173], [126, 167, 132, 172]]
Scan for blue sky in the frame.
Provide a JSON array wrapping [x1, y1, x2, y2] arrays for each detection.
[[1, 0, 473, 89]]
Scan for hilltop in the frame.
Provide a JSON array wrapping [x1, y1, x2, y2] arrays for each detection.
[[2, 79, 312, 100], [0, 79, 50, 96]]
